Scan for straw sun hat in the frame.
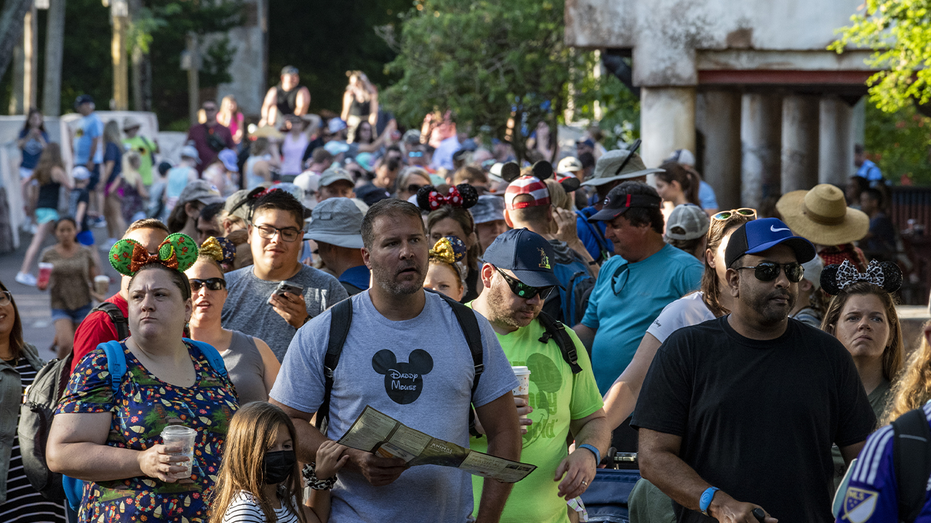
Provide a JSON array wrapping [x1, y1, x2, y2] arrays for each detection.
[[775, 184, 869, 246]]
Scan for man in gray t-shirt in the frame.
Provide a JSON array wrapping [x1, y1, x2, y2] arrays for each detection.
[[270, 199, 522, 523], [220, 189, 348, 361]]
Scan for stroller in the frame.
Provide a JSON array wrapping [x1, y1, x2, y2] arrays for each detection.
[[579, 450, 641, 523]]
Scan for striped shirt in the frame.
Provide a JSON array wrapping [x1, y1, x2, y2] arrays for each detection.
[[0, 359, 66, 523], [221, 491, 300, 523]]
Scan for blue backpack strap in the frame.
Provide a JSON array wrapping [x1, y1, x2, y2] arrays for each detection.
[[183, 338, 229, 379], [100, 341, 127, 394]]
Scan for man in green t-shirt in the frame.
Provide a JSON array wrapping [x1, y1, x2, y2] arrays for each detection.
[[469, 228, 608, 523], [121, 116, 158, 186]]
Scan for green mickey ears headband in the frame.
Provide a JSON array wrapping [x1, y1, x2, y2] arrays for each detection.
[[108, 233, 199, 277]]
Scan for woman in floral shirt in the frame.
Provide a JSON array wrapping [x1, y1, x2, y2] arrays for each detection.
[[47, 234, 239, 522]]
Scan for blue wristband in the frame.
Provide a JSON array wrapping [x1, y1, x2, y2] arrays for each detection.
[[577, 443, 601, 465], [699, 487, 719, 516]]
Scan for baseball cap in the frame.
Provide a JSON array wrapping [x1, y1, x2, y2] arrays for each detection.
[[224, 190, 253, 222], [355, 184, 391, 207], [665, 203, 710, 241], [74, 94, 94, 107], [481, 228, 560, 288], [471, 195, 505, 224], [319, 167, 354, 188], [304, 198, 364, 248], [557, 156, 583, 173], [122, 116, 142, 131], [72, 166, 91, 181], [181, 145, 201, 164], [504, 176, 550, 210], [354, 152, 373, 172], [327, 118, 348, 134], [217, 149, 239, 172], [177, 180, 223, 207], [281, 65, 299, 75], [666, 149, 696, 166], [802, 255, 824, 290], [587, 183, 661, 223], [724, 217, 816, 268], [324, 141, 349, 156]]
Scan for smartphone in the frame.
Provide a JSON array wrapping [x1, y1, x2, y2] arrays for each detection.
[[269, 281, 304, 304]]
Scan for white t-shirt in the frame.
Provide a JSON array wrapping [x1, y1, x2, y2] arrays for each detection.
[[222, 491, 300, 523], [645, 291, 715, 343], [270, 290, 518, 523]]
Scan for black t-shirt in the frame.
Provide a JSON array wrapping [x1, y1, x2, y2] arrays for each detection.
[[632, 316, 875, 523]]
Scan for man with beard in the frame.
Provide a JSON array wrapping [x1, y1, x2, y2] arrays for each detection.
[[633, 218, 876, 523], [221, 189, 348, 361], [269, 199, 522, 523], [469, 228, 608, 522]]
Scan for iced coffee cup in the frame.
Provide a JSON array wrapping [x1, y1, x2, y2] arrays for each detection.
[[511, 366, 531, 419], [37, 262, 53, 289], [94, 275, 109, 296], [161, 425, 196, 479]]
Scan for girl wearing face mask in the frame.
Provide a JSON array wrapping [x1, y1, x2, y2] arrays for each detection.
[[211, 402, 348, 523]]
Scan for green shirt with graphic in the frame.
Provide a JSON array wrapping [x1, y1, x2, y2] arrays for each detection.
[[467, 307, 603, 523], [123, 136, 156, 185]]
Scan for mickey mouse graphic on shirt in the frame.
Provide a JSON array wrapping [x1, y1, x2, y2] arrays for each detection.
[[372, 349, 434, 404]]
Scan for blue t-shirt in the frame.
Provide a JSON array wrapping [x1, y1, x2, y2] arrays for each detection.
[[339, 264, 370, 292], [837, 403, 931, 523], [103, 142, 122, 187], [575, 206, 614, 261], [698, 180, 718, 210], [581, 243, 703, 393], [74, 113, 103, 165], [18, 129, 49, 169]]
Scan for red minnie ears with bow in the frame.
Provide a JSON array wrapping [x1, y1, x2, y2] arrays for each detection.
[[415, 184, 479, 213]]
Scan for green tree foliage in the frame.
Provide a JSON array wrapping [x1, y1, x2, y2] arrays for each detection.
[[831, 0, 931, 113], [382, 0, 595, 162], [864, 103, 931, 185]]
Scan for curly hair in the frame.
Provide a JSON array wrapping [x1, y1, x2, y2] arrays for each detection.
[[883, 321, 931, 425]]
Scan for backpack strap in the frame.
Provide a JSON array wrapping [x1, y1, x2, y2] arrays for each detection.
[[317, 298, 353, 431], [183, 338, 229, 379], [892, 407, 931, 523], [433, 291, 483, 396], [575, 209, 610, 262], [92, 302, 129, 341], [99, 341, 128, 394], [537, 311, 582, 374]]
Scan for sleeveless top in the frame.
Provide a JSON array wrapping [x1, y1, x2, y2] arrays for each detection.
[[275, 83, 304, 116], [218, 330, 267, 404], [349, 96, 371, 117], [37, 180, 60, 210], [280, 133, 309, 176]]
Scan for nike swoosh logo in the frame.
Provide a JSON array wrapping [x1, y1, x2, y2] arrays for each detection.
[[771, 226, 790, 233]]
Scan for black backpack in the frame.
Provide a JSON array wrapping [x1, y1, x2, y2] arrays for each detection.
[[314, 295, 582, 432], [891, 407, 931, 523], [17, 302, 129, 501]]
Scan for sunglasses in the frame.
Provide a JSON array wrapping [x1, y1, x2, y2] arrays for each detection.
[[712, 208, 757, 221], [495, 268, 553, 300], [189, 278, 227, 291], [407, 184, 424, 194], [735, 262, 804, 283], [408, 151, 424, 158]]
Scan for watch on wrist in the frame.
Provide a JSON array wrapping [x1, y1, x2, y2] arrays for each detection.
[[699, 486, 719, 517]]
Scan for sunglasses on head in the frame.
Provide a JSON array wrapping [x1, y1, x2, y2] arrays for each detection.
[[713, 208, 757, 221], [495, 268, 553, 300], [189, 278, 226, 291], [735, 262, 804, 283]]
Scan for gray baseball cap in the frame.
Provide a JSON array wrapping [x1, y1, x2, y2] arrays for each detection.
[[178, 180, 223, 207], [665, 203, 710, 241], [304, 197, 364, 248], [471, 195, 505, 224], [319, 167, 355, 188]]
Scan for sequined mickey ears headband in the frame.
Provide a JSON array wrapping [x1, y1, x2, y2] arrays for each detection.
[[820, 259, 903, 296], [109, 233, 199, 277], [429, 236, 467, 282], [200, 236, 236, 267]]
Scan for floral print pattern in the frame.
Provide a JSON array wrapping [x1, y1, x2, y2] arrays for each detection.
[[56, 342, 239, 522]]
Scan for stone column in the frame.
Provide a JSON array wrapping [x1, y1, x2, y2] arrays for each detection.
[[696, 90, 741, 210], [640, 86, 696, 169], [741, 93, 782, 208], [819, 96, 854, 186], [781, 94, 820, 194]]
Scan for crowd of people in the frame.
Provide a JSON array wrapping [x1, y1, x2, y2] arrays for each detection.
[[1, 65, 929, 523]]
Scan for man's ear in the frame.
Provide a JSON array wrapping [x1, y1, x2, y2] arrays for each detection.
[[503, 209, 515, 229], [361, 247, 371, 268], [725, 267, 740, 298], [480, 263, 495, 289]]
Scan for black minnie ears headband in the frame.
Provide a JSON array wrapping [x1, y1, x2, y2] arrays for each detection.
[[416, 184, 479, 212], [500, 160, 580, 193], [820, 259, 903, 296]]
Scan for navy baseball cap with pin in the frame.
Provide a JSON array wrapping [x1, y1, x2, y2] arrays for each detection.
[[724, 217, 816, 268], [481, 228, 561, 288]]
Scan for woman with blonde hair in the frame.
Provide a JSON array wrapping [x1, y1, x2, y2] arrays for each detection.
[[885, 321, 931, 424], [16, 143, 72, 286], [217, 95, 245, 145], [340, 71, 378, 143]]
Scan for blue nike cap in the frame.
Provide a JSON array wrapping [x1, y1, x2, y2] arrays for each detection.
[[481, 228, 561, 288], [724, 217, 815, 268]]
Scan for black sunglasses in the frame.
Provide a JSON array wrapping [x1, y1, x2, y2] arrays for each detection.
[[495, 268, 553, 300], [189, 278, 227, 291], [735, 262, 804, 283], [407, 184, 424, 194]]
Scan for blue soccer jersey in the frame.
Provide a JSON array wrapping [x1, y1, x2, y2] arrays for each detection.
[[837, 403, 931, 523]]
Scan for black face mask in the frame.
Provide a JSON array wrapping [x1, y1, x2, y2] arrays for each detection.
[[262, 450, 296, 484]]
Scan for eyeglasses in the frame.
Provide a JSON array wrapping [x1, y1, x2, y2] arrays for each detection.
[[495, 268, 553, 300], [254, 224, 302, 243], [712, 208, 757, 221], [0, 291, 12, 307], [203, 106, 218, 112], [735, 262, 804, 283], [189, 278, 226, 291]]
